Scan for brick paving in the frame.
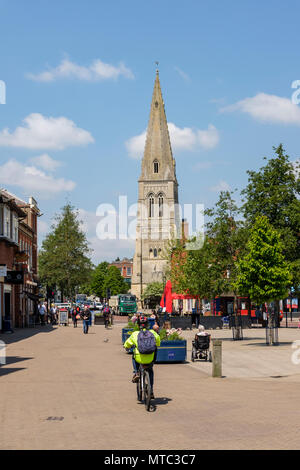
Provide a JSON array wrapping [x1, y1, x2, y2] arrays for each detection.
[[1, 322, 300, 449]]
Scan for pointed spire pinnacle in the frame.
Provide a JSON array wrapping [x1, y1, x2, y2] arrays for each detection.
[[140, 71, 177, 182]]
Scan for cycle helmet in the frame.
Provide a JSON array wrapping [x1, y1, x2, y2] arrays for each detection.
[[138, 315, 149, 329]]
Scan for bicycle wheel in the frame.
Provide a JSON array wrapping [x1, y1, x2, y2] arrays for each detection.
[[136, 371, 142, 402], [143, 370, 152, 412]]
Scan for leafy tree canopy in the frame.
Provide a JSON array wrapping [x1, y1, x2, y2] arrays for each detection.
[[103, 265, 128, 296], [242, 144, 300, 292], [141, 282, 164, 300], [39, 203, 92, 299], [234, 215, 291, 304], [89, 262, 109, 298]]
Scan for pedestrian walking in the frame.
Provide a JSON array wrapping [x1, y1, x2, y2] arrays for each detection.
[[81, 306, 91, 334], [103, 304, 110, 329], [71, 307, 78, 328], [50, 304, 57, 325], [38, 303, 47, 325]]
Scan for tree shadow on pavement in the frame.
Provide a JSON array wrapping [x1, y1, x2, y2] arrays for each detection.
[[209, 336, 264, 342], [244, 341, 294, 347]]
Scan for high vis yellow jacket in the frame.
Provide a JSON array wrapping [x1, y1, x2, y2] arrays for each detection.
[[124, 329, 161, 364]]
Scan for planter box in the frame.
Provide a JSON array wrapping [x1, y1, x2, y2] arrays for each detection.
[[122, 327, 134, 344], [171, 316, 192, 330], [198, 316, 224, 330], [156, 340, 187, 363]]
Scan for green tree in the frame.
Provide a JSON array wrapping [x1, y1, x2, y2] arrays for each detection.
[[141, 282, 164, 300], [103, 265, 128, 296], [204, 191, 247, 297], [89, 262, 109, 298], [39, 203, 92, 300], [164, 236, 188, 294], [181, 192, 246, 305], [234, 216, 291, 304], [242, 144, 300, 294]]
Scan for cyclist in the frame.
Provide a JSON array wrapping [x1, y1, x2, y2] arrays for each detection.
[[103, 304, 110, 328], [124, 314, 160, 399]]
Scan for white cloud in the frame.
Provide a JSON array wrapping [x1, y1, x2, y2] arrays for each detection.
[[0, 160, 76, 198], [125, 130, 147, 159], [210, 180, 231, 192], [38, 219, 49, 236], [221, 93, 300, 126], [197, 125, 220, 149], [27, 58, 134, 82], [29, 154, 62, 171], [126, 122, 219, 159], [0, 113, 94, 150], [78, 209, 134, 263]]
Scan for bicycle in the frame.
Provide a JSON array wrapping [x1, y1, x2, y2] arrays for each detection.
[[136, 363, 152, 412]]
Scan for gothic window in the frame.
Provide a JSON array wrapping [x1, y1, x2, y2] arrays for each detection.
[[153, 248, 158, 258], [158, 194, 164, 217], [149, 194, 154, 218], [153, 160, 159, 174]]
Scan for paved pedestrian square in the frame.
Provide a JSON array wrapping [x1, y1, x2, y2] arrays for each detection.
[[1, 323, 300, 450]]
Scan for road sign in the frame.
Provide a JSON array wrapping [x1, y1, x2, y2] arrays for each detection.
[[59, 310, 68, 326]]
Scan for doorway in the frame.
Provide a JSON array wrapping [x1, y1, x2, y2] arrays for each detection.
[[4, 292, 11, 319]]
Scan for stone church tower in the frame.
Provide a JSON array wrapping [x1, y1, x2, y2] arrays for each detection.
[[131, 70, 179, 301]]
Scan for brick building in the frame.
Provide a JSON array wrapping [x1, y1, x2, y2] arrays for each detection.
[[0, 190, 40, 331], [110, 258, 133, 286]]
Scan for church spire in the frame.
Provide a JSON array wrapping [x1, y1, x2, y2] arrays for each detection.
[[140, 71, 177, 182]]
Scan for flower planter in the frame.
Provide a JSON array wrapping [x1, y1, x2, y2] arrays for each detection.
[[94, 316, 105, 325], [122, 327, 135, 354], [122, 327, 134, 344], [156, 340, 187, 363]]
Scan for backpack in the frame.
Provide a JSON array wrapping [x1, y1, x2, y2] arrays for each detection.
[[103, 307, 110, 314], [137, 329, 156, 354]]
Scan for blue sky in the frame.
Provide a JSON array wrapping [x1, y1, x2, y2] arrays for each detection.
[[0, 0, 299, 262]]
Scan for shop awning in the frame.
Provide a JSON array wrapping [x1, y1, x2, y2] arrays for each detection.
[[25, 292, 40, 301]]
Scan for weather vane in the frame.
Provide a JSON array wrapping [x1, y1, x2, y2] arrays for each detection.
[[155, 61, 159, 72]]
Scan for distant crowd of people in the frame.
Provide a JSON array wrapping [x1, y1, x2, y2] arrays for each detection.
[[37, 301, 114, 334], [37, 303, 58, 325]]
